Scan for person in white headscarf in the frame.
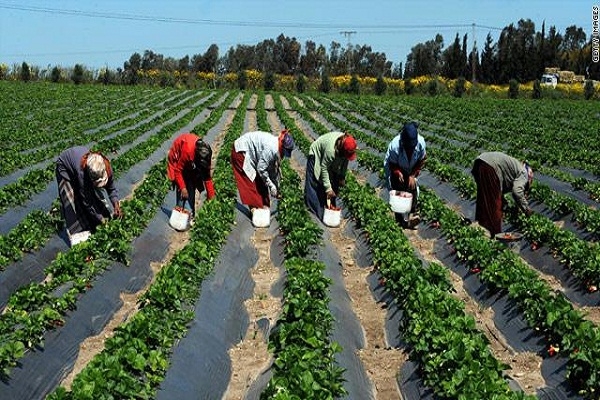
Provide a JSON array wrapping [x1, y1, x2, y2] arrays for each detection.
[[56, 146, 123, 245], [231, 130, 295, 213]]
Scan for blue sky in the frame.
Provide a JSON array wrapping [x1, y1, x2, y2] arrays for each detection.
[[0, 0, 594, 70]]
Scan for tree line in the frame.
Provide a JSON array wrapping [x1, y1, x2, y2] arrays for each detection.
[[4, 18, 598, 84], [118, 19, 598, 84]]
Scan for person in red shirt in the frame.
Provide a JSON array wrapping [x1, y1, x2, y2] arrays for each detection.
[[167, 133, 215, 218]]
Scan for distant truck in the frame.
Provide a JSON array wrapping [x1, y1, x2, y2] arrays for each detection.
[[542, 67, 585, 86], [541, 73, 558, 88]]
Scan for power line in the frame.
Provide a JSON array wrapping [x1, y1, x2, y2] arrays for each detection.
[[0, 3, 503, 31]]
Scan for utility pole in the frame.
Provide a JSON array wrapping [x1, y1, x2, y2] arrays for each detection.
[[471, 23, 477, 82], [340, 30, 356, 74]]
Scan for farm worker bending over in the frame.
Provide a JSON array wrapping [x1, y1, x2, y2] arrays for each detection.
[[304, 131, 357, 221], [471, 151, 534, 236], [167, 133, 215, 219], [231, 130, 295, 213], [55, 146, 123, 245], [383, 122, 427, 228]]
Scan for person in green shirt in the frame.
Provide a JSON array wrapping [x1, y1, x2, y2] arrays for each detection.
[[471, 151, 534, 236], [304, 131, 357, 221]]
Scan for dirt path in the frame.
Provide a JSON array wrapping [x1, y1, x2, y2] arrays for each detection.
[[224, 96, 283, 399], [403, 227, 546, 395], [269, 96, 407, 398], [292, 94, 566, 396]]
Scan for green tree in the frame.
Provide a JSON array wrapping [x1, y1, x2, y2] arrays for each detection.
[[51, 66, 61, 83], [296, 74, 306, 93], [453, 76, 466, 98], [374, 74, 386, 95], [404, 34, 444, 78], [0, 63, 8, 80], [426, 78, 441, 96], [20, 62, 31, 82], [319, 70, 331, 93], [123, 52, 141, 85], [237, 69, 247, 90], [264, 70, 276, 91], [584, 80, 595, 100], [349, 74, 360, 94], [532, 79, 542, 99], [442, 33, 466, 79], [404, 78, 415, 95], [72, 64, 84, 84], [508, 78, 519, 99]]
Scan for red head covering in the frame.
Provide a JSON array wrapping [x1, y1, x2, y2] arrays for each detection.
[[341, 135, 357, 161]]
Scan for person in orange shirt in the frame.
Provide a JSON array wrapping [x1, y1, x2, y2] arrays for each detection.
[[167, 133, 215, 218]]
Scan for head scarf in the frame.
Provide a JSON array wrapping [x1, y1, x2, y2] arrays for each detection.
[[525, 162, 534, 187], [400, 122, 418, 150], [341, 134, 357, 161], [86, 153, 109, 187], [279, 130, 295, 158]]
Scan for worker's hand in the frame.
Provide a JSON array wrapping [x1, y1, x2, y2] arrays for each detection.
[[393, 169, 404, 184], [525, 208, 534, 217], [407, 175, 417, 190], [204, 180, 216, 200], [181, 187, 189, 201], [112, 201, 123, 219], [338, 179, 346, 188], [326, 189, 336, 199], [269, 184, 278, 198]]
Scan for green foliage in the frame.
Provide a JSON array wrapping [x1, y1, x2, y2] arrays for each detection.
[[584, 80, 596, 100], [20, 62, 31, 82], [374, 74, 386, 95], [508, 78, 519, 99], [532, 79, 541, 99], [295, 73, 306, 93], [348, 74, 360, 95], [426, 78, 442, 96], [237, 69, 247, 90], [264, 70, 276, 91], [404, 77, 415, 95], [319, 71, 331, 93], [51, 66, 61, 83], [71, 64, 84, 85], [453, 76, 466, 98]]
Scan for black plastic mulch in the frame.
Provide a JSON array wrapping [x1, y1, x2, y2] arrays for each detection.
[[0, 204, 173, 400], [156, 208, 261, 400]]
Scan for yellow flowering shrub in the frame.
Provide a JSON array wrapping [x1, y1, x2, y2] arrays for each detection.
[[224, 72, 237, 84], [245, 69, 263, 89], [278, 75, 296, 91]]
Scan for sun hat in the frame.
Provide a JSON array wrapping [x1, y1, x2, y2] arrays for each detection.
[[87, 153, 109, 187], [400, 122, 418, 149], [341, 134, 357, 161]]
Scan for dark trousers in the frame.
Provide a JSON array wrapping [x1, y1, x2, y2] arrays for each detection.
[[304, 155, 339, 220], [57, 177, 111, 234], [175, 168, 205, 217], [472, 159, 502, 235]]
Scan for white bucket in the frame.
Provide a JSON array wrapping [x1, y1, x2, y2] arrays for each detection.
[[252, 208, 271, 228], [323, 207, 341, 227], [389, 190, 412, 214], [169, 207, 191, 231], [69, 230, 91, 246]]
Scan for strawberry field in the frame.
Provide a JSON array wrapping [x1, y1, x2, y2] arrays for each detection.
[[1, 80, 599, 400]]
